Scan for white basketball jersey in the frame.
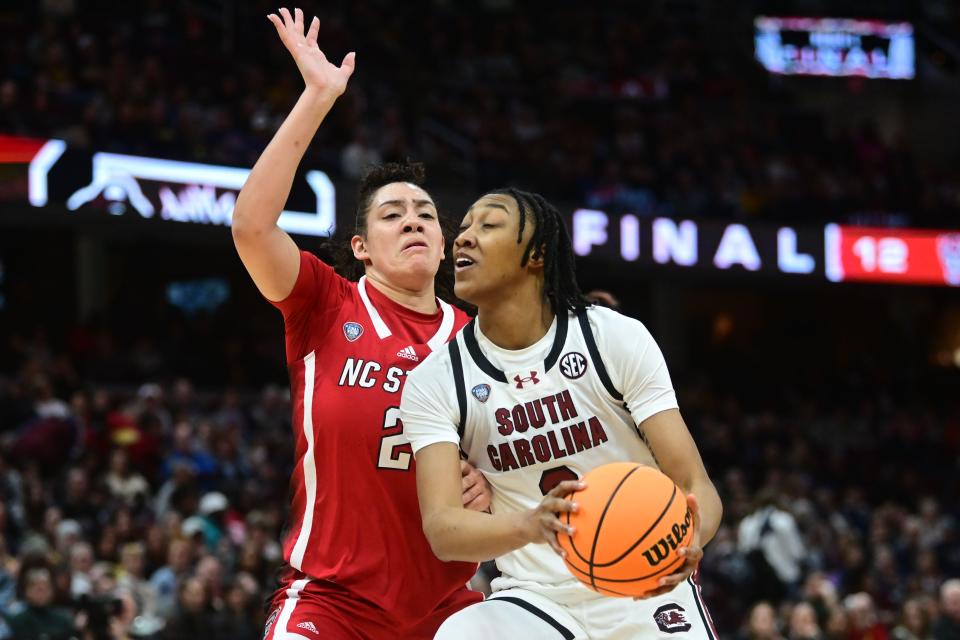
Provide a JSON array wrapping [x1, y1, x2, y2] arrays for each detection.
[[401, 305, 679, 603]]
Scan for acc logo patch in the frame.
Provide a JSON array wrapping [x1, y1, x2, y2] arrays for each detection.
[[343, 322, 364, 342], [471, 384, 491, 403], [654, 603, 691, 634], [559, 352, 588, 379]]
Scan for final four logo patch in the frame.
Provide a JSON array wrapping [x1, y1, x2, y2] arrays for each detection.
[[471, 384, 491, 403], [343, 322, 363, 342]]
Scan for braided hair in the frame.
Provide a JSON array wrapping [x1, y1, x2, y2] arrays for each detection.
[[485, 187, 590, 314]]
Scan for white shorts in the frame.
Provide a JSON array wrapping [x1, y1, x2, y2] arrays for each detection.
[[435, 577, 718, 640]]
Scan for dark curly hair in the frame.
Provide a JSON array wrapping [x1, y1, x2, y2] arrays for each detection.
[[354, 160, 427, 235]]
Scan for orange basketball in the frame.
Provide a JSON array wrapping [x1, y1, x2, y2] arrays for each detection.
[[557, 462, 693, 597]]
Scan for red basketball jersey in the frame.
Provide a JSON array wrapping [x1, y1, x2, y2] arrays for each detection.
[[271, 251, 476, 619]]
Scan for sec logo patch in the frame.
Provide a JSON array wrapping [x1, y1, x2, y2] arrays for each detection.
[[559, 352, 588, 379]]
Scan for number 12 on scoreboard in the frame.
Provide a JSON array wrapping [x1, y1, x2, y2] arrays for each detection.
[[825, 224, 960, 286]]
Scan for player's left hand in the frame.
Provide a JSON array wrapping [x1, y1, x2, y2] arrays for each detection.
[[461, 460, 492, 512], [634, 493, 703, 600]]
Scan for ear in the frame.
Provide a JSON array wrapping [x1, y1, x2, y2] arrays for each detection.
[[526, 244, 546, 270], [351, 235, 369, 262]]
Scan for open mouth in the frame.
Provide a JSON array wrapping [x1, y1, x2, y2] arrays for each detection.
[[455, 257, 475, 272]]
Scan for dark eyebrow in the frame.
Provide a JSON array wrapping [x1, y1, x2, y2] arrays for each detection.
[[467, 202, 509, 213], [377, 199, 436, 208]]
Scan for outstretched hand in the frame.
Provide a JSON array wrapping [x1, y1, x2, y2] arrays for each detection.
[[267, 8, 355, 96]]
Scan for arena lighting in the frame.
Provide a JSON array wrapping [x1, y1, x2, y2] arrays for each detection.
[[27, 140, 66, 206], [573, 209, 960, 287], [25, 140, 336, 237], [754, 16, 915, 79]]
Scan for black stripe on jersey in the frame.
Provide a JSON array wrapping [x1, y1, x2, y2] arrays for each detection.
[[489, 597, 576, 640], [575, 308, 623, 402], [544, 310, 569, 371], [448, 336, 468, 440], [463, 320, 507, 382], [462, 313, 569, 381]]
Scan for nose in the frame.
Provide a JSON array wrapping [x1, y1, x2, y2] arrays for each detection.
[[455, 227, 475, 249], [402, 210, 424, 233]]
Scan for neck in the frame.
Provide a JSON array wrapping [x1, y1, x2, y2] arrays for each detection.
[[364, 270, 438, 314], [476, 279, 554, 349]]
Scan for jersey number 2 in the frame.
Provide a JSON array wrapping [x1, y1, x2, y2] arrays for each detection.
[[378, 407, 413, 471]]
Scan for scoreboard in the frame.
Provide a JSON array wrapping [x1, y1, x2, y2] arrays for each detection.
[[755, 16, 915, 79], [826, 225, 960, 286], [573, 209, 960, 288], [3, 135, 958, 288]]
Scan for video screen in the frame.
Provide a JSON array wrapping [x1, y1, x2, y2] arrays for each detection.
[[755, 16, 915, 79]]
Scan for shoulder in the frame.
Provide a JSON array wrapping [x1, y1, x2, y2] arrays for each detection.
[[581, 306, 654, 347], [272, 251, 354, 318], [301, 251, 357, 298], [408, 341, 455, 387], [583, 305, 645, 330]]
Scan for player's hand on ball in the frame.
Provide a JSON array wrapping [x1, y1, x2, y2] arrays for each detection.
[[460, 461, 492, 512], [267, 8, 355, 96], [526, 480, 585, 556], [634, 493, 704, 600]]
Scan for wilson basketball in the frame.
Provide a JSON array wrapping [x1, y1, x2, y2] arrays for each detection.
[[558, 463, 693, 597]]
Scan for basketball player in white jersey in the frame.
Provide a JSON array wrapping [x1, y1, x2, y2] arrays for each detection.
[[400, 188, 723, 639]]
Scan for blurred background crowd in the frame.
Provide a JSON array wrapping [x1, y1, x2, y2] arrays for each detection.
[[1, 0, 959, 638]]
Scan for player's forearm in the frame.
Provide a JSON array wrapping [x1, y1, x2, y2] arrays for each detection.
[[424, 507, 531, 563], [233, 87, 338, 234], [688, 476, 722, 546]]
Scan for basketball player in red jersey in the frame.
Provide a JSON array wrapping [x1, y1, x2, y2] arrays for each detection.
[[232, 8, 485, 638]]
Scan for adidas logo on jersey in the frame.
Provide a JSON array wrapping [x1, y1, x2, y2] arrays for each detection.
[[396, 346, 419, 362], [296, 621, 320, 635]]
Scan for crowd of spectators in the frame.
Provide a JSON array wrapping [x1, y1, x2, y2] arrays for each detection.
[[0, 307, 958, 638], [1, 1, 960, 638], [0, 326, 291, 639], [1, 1, 959, 226]]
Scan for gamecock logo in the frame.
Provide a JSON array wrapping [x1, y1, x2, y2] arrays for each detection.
[[654, 603, 692, 634]]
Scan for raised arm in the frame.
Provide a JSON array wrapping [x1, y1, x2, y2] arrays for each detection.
[[232, 8, 355, 301]]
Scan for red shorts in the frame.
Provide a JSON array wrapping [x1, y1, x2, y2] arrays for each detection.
[[264, 571, 482, 640]]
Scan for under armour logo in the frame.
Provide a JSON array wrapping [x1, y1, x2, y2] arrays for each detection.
[[514, 371, 540, 389]]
